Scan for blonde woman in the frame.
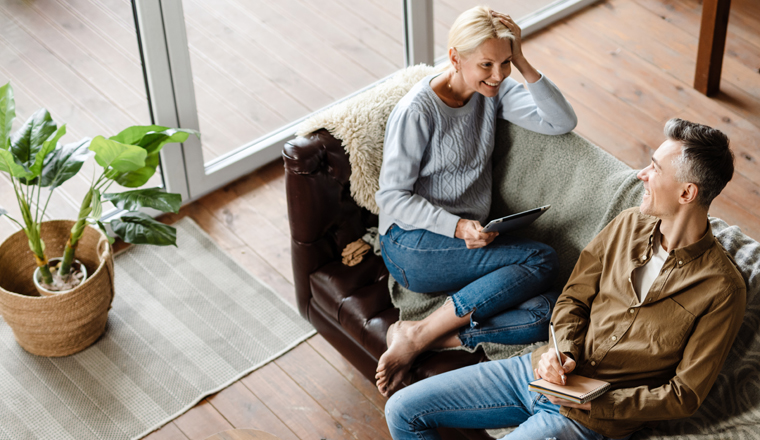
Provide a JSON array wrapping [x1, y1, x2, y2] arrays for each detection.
[[375, 7, 577, 397]]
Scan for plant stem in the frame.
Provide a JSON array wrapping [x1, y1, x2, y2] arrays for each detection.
[[37, 261, 54, 286], [58, 187, 93, 277]]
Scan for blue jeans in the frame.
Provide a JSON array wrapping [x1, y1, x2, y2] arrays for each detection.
[[379, 225, 559, 346], [385, 353, 631, 440]]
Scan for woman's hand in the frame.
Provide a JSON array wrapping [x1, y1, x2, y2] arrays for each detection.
[[491, 11, 523, 59], [455, 219, 498, 249], [490, 10, 541, 83]]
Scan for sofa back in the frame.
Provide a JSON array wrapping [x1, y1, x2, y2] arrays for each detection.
[[490, 120, 644, 288]]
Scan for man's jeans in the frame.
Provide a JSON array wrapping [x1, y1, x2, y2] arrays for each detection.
[[385, 353, 631, 440], [379, 225, 559, 346]]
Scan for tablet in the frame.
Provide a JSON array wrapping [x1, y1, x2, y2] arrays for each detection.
[[482, 205, 551, 234]]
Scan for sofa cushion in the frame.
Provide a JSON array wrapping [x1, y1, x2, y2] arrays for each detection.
[[309, 254, 389, 327]]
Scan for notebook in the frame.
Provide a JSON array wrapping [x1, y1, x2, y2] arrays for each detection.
[[529, 375, 611, 404]]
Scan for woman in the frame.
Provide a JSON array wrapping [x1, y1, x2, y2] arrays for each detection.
[[374, 6, 577, 397]]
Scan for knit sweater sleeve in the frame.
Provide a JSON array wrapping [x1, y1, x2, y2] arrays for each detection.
[[498, 72, 577, 135], [375, 106, 461, 237]]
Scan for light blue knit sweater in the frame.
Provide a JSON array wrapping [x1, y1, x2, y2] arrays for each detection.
[[376, 72, 577, 238]]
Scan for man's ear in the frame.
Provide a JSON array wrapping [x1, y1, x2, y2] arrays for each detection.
[[680, 182, 699, 205]]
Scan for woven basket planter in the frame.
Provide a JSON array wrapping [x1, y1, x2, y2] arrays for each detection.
[[0, 220, 114, 357]]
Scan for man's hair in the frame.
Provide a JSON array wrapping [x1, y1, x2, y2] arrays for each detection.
[[665, 118, 734, 207]]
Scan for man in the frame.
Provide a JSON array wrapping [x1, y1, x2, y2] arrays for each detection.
[[383, 118, 747, 440]]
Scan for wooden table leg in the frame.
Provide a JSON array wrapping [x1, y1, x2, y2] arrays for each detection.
[[694, 0, 732, 96]]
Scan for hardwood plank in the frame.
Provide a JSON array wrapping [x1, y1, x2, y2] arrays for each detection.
[[522, 32, 666, 150], [571, 98, 654, 169], [545, 22, 687, 123], [276, 343, 392, 440], [196, 183, 294, 285], [56, 0, 140, 58], [220, 171, 290, 237], [241, 361, 355, 440], [711, 81, 760, 129], [581, 0, 760, 109], [183, 0, 363, 99], [632, 0, 760, 73], [142, 422, 190, 440], [724, 0, 760, 49], [0, 1, 148, 122], [183, 21, 309, 122], [181, 1, 334, 112], [307, 334, 388, 411], [332, 0, 403, 44], [14, 0, 143, 92], [172, 399, 234, 440], [207, 381, 299, 440], [187, 47, 284, 144], [710, 195, 760, 240], [288, 0, 403, 67], [565, 4, 760, 186]]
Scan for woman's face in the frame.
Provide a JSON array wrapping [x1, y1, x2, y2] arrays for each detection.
[[455, 38, 513, 98]]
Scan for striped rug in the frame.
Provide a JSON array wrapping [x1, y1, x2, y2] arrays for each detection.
[[0, 218, 314, 440]]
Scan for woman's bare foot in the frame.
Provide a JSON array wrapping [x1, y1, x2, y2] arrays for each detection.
[[375, 321, 425, 397]]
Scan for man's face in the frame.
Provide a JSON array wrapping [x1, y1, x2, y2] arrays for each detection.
[[636, 139, 686, 218]]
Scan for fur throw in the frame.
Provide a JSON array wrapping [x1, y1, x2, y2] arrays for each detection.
[[296, 64, 437, 214]]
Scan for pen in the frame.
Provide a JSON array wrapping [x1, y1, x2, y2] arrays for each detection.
[[550, 322, 566, 385]]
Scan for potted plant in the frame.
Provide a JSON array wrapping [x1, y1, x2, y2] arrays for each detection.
[[0, 81, 198, 356]]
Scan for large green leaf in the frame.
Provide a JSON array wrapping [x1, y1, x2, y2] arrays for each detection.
[[102, 188, 181, 213], [0, 82, 14, 151], [0, 149, 31, 178], [89, 136, 146, 172], [110, 211, 176, 246], [109, 125, 170, 145], [28, 124, 66, 179], [137, 129, 194, 155], [112, 153, 159, 188], [39, 138, 91, 188], [10, 108, 56, 169], [92, 219, 115, 245]]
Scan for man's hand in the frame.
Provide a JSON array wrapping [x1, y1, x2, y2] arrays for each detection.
[[455, 219, 498, 249], [546, 395, 591, 411], [535, 348, 576, 385], [535, 349, 590, 409]]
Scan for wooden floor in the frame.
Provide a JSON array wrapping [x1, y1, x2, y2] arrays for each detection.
[[3, 0, 760, 438]]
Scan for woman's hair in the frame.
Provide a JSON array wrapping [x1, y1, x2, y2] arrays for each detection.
[[448, 6, 514, 63]]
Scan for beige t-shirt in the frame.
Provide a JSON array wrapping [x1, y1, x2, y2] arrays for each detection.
[[633, 230, 669, 303]]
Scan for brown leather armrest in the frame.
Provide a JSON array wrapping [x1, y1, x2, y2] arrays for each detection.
[[283, 129, 371, 319]]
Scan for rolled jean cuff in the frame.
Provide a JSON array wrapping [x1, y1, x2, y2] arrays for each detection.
[[450, 295, 479, 328]]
